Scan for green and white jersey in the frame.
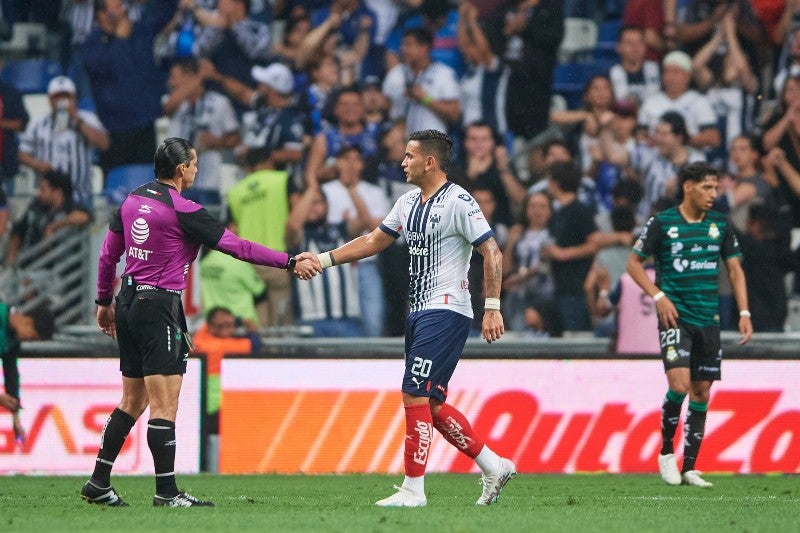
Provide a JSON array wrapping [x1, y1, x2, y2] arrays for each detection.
[[632, 207, 741, 327]]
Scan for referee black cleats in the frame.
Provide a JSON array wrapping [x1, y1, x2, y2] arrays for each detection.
[[153, 491, 214, 507], [80, 480, 129, 507]]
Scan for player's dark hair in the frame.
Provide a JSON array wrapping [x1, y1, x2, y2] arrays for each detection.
[[154, 137, 194, 181], [659, 111, 688, 144], [409, 129, 453, 171], [27, 303, 55, 340], [549, 161, 581, 194], [403, 27, 434, 48], [678, 161, 720, 189], [733, 133, 763, 155], [336, 145, 363, 159]]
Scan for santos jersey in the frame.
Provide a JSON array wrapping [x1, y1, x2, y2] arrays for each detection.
[[632, 207, 740, 327], [379, 181, 493, 318]]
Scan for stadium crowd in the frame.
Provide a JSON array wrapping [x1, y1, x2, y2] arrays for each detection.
[[1, 0, 800, 340]]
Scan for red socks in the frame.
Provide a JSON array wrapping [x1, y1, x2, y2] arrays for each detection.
[[432, 402, 485, 459], [404, 404, 433, 477]]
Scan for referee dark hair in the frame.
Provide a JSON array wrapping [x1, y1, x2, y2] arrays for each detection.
[[81, 137, 320, 508]]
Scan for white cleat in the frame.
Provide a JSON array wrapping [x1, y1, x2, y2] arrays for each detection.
[[375, 485, 427, 507], [681, 470, 713, 488], [658, 453, 682, 486], [476, 457, 517, 505]]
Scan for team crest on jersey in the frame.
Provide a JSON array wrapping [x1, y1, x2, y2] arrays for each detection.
[[633, 238, 643, 251], [430, 213, 441, 229], [708, 223, 720, 239], [667, 226, 679, 239], [666, 346, 678, 362]]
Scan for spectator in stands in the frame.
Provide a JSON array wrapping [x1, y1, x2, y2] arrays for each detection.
[[81, 0, 177, 175], [5, 170, 89, 266], [542, 161, 599, 332], [322, 146, 389, 336], [304, 86, 381, 186], [527, 139, 597, 212], [484, 0, 563, 151], [721, 134, 777, 232], [638, 111, 706, 219], [153, 0, 216, 65], [622, 0, 668, 61], [674, 0, 763, 78], [502, 191, 553, 332], [239, 62, 305, 174], [638, 51, 721, 153], [299, 54, 344, 137], [0, 301, 56, 446], [383, 27, 460, 137], [449, 121, 526, 226], [162, 58, 240, 205], [584, 205, 636, 337], [299, 0, 378, 79], [739, 204, 792, 332], [594, 178, 645, 233], [182, 0, 272, 114], [691, 9, 759, 167], [286, 180, 367, 337], [0, 60, 29, 195], [199, 223, 266, 327], [18, 75, 109, 211], [360, 74, 389, 127], [226, 146, 294, 327], [271, 12, 311, 69], [587, 99, 640, 212], [191, 306, 259, 435], [599, 261, 660, 354], [385, 0, 463, 76], [551, 74, 616, 175], [609, 25, 661, 104], [468, 186, 509, 336], [456, 0, 510, 141]]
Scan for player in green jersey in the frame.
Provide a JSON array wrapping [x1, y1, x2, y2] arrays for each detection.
[[627, 161, 752, 488]]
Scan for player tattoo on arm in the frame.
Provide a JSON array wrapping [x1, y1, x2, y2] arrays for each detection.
[[477, 238, 503, 298]]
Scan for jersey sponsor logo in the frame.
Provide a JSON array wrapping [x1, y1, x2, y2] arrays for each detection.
[[667, 226, 679, 239], [671, 242, 683, 255], [707, 244, 720, 251], [412, 420, 433, 465], [146, 189, 162, 196], [128, 247, 153, 260], [131, 217, 150, 244], [673, 258, 688, 272], [691, 244, 702, 252], [439, 416, 473, 451], [138, 204, 152, 214], [411, 376, 424, 389], [689, 259, 717, 270], [458, 193, 474, 205], [408, 246, 429, 256], [708, 223, 720, 239]]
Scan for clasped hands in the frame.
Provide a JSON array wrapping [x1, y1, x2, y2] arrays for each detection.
[[290, 252, 324, 281]]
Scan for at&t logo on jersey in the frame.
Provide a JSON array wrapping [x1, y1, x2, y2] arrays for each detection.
[[129, 217, 153, 260]]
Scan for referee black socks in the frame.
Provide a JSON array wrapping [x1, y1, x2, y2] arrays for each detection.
[[90, 408, 136, 487], [148, 418, 179, 497]]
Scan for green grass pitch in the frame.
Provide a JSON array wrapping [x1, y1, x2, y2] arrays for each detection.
[[1, 474, 798, 532]]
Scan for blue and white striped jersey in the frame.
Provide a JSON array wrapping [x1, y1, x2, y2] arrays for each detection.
[[379, 181, 494, 318]]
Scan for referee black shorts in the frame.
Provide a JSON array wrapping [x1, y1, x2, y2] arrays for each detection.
[[115, 287, 189, 378]]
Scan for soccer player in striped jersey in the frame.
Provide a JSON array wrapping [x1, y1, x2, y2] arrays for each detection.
[[627, 162, 752, 488], [296, 129, 516, 507]]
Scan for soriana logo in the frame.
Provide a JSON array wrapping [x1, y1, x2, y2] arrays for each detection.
[[219, 359, 800, 475], [0, 359, 201, 474]]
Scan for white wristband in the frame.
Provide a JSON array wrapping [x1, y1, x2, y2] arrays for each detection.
[[484, 297, 501, 311], [739, 310, 751, 318], [317, 251, 334, 269], [653, 291, 665, 302]]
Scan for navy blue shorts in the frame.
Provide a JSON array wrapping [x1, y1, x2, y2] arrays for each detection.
[[402, 309, 471, 402]]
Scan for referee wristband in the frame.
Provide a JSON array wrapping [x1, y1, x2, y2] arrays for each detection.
[[484, 297, 500, 311], [653, 291, 665, 302], [317, 251, 335, 269], [739, 310, 751, 318]]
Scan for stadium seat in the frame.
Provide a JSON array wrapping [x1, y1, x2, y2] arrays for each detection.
[[552, 63, 588, 109], [0, 59, 61, 94], [22, 93, 50, 121], [559, 18, 598, 62], [103, 164, 154, 205], [598, 19, 622, 45], [0, 22, 47, 58]]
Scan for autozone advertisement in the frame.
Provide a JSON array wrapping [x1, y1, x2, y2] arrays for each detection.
[[0, 359, 201, 474], [219, 359, 800, 474]]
